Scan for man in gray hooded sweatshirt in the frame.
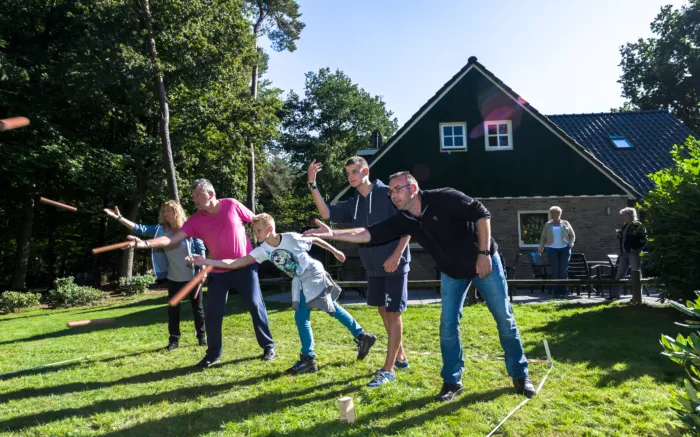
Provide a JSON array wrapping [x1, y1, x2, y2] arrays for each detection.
[[308, 156, 411, 388]]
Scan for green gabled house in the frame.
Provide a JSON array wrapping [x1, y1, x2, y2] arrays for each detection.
[[331, 56, 695, 280]]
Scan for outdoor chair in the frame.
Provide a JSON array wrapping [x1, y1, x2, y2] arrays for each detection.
[[528, 252, 550, 294]]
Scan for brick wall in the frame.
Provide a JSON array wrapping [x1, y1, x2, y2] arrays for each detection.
[[333, 196, 631, 281], [481, 196, 630, 279]]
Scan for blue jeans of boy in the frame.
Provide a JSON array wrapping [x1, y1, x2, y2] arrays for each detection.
[[440, 255, 528, 384], [294, 292, 364, 357]]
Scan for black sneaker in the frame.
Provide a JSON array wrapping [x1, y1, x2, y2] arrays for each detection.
[[165, 341, 179, 352], [513, 377, 536, 398], [355, 332, 376, 360], [261, 347, 276, 361], [286, 355, 318, 374], [195, 356, 220, 369], [198, 337, 207, 347], [435, 382, 463, 402]]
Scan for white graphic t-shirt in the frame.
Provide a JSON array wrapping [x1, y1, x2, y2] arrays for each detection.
[[249, 233, 314, 278]]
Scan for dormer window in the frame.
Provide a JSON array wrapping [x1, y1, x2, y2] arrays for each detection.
[[610, 135, 632, 149]]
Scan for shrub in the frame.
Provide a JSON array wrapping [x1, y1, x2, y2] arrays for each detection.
[[0, 291, 41, 314], [118, 274, 155, 295], [643, 136, 700, 301], [660, 290, 700, 436], [47, 276, 107, 308]]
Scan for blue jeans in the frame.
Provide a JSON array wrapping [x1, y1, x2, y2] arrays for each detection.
[[204, 264, 274, 360], [294, 292, 364, 357], [440, 255, 528, 383], [546, 246, 571, 296]]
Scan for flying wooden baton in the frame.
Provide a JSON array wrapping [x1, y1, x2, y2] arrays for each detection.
[[67, 318, 115, 328], [0, 117, 30, 132], [92, 241, 131, 254], [39, 197, 78, 212], [169, 265, 214, 307]]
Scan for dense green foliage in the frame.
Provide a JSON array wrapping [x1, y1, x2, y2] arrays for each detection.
[[660, 291, 700, 435], [118, 274, 156, 296], [0, 291, 41, 314], [619, 0, 700, 132], [46, 276, 107, 308], [642, 137, 700, 301]]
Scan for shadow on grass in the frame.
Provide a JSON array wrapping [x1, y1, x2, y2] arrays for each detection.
[[0, 346, 164, 381], [527, 303, 683, 386], [263, 386, 513, 437], [0, 293, 280, 347], [0, 362, 368, 434], [0, 307, 80, 323], [1, 354, 261, 402]]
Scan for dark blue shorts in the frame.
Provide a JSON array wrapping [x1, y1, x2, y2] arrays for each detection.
[[367, 273, 408, 312]]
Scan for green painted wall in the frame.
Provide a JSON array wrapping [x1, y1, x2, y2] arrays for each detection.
[[360, 68, 627, 199]]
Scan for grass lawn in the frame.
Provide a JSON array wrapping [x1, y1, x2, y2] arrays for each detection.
[[0, 291, 688, 436]]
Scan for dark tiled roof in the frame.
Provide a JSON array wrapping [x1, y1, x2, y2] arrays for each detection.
[[548, 111, 696, 195]]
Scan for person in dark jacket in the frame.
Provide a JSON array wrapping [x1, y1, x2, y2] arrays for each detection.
[[608, 207, 649, 300], [308, 157, 410, 388], [104, 201, 207, 351], [304, 171, 536, 401]]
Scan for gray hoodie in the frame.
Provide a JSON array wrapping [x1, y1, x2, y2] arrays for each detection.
[[329, 179, 410, 277]]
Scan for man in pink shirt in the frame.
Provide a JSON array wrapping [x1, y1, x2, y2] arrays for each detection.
[[127, 179, 275, 368]]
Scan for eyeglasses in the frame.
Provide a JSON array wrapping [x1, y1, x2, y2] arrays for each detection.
[[387, 184, 411, 198]]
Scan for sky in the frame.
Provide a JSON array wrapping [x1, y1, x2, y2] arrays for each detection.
[[260, 0, 688, 126]]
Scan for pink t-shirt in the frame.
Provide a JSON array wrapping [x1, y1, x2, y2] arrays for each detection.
[[181, 198, 254, 272]]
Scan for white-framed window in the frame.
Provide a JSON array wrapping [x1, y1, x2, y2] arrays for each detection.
[[439, 122, 467, 151], [517, 210, 550, 248], [484, 120, 513, 151]]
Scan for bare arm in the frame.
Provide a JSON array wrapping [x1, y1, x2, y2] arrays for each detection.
[[186, 254, 256, 270], [394, 235, 411, 257], [476, 217, 491, 251], [383, 234, 411, 273], [311, 237, 341, 256], [104, 206, 136, 230], [311, 188, 330, 220], [308, 160, 330, 219], [303, 220, 371, 244], [129, 229, 189, 249], [475, 217, 493, 279]]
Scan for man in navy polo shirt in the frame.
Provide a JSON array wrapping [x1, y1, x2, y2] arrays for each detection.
[[304, 170, 536, 401]]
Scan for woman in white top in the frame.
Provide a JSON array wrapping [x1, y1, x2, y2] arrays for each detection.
[[538, 206, 576, 298]]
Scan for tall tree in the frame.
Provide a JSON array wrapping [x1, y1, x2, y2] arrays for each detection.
[[245, 0, 304, 211], [0, 0, 282, 287], [141, 0, 178, 202], [278, 68, 399, 196], [619, 0, 700, 132]]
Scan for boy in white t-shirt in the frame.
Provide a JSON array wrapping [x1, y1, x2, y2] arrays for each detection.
[[187, 213, 376, 374]]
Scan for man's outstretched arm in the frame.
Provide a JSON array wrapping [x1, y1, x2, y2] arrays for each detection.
[[302, 219, 371, 244]]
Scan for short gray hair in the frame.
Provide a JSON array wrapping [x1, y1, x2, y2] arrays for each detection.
[[550, 206, 562, 214], [190, 178, 216, 196], [619, 207, 637, 221]]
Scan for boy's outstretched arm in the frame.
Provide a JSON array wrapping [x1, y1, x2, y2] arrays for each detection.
[[310, 237, 346, 262], [186, 254, 256, 270]]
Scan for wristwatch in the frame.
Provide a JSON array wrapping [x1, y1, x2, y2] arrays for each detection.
[[477, 250, 490, 256], [308, 181, 318, 191]]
